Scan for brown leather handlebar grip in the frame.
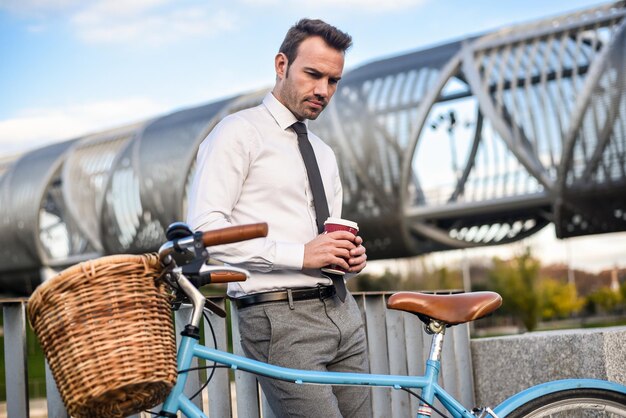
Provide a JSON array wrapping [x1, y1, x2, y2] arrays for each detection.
[[211, 271, 248, 283], [202, 222, 269, 247]]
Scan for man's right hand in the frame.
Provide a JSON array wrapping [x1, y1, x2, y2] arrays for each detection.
[[303, 231, 357, 270]]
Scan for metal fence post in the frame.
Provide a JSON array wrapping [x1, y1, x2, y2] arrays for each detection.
[[230, 304, 261, 418], [204, 297, 232, 417], [3, 301, 29, 418], [363, 294, 392, 416], [45, 360, 69, 418]]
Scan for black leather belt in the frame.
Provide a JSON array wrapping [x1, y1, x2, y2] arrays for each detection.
[[233, 285, 336, 309]]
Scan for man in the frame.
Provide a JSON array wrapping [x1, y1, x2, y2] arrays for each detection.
[[187, 19, 371, 417]]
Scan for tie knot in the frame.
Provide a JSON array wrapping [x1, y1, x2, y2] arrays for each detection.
[[291, 121, 307, 136]]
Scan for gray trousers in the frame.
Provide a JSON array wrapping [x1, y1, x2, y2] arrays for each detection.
[[237, 292, 372, 418]]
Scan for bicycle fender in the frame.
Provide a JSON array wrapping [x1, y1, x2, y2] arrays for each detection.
[[492, 378, 626, 417]]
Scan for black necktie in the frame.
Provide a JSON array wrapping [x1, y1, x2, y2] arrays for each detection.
[[292, 121, 347, 302]]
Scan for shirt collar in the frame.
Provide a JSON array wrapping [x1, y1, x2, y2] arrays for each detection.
[[263, 92, 306, 131]]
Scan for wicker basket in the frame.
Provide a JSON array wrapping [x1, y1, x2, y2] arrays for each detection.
[[28, 254, 177, 418]]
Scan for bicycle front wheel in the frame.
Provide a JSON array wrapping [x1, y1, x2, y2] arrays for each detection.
[[507, 388, 626, 417]]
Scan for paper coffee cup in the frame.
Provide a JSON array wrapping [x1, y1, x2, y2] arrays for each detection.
[[321, 217, 359, 275]]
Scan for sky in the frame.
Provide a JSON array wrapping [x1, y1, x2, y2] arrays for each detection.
[[1, 0, 624, 274]]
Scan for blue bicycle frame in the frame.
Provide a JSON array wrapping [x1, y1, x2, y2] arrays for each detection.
[[157, 263, 477, 418], [161, 332, 474, 418], [160, 330, 626, 418], [156, 257, 626, 418]]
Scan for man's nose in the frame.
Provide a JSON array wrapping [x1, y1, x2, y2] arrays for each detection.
[[313, 80, 329, 98]]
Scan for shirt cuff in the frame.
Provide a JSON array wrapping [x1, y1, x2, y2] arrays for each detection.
[[274, 242, 305, 270]]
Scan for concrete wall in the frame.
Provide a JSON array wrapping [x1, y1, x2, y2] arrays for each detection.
[[470, 326, 626, 407]]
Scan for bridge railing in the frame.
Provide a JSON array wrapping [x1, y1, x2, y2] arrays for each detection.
[[1, 293, 473, 418]]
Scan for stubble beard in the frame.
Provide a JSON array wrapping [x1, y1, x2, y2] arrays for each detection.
[[282, 79, 325, 121], [298, 96, 326, 121]]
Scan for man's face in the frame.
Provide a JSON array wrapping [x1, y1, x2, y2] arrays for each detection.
[[273, 36, 345, 121]]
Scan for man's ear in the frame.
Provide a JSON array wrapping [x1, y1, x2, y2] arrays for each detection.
[[275, 52, 288, 80]]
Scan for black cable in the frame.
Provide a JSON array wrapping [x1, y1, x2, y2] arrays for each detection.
[[163, 268, 189, 311], [402, 388, 450, 418], [157, 263, 178, 290], [178, 364, 230, 374]]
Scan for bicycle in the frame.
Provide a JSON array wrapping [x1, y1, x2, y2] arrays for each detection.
[[148, 221, 626, 418]]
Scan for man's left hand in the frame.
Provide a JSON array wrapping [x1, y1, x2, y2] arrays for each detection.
[[347, 235, 367, 273]]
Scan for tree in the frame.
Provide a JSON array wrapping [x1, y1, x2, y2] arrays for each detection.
[[489, 248, 541, 331], [540, 278, 584, 320], [415, 265, 463, 291], [436, 266, 462, 290], [587, 286, 623, 314], [350, 269, 403, 292]]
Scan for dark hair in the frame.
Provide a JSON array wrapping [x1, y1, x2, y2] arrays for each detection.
[[279, 19, 352, 65]]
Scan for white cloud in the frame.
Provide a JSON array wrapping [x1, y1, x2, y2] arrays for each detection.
[[238, 0, 280, 5], [74, 0, 171, 19], [251, 0, 430, 12], [2, 0, 425, 46], [1, 0, 238, 46], [0, 97, 169, 156], [307, 0, 428, 11], [70, 1, 237, 46]]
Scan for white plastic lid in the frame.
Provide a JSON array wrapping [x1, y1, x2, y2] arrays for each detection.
[[324, 217, 359, 230]]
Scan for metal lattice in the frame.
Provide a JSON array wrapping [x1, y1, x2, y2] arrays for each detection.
[[62, 125, 140, 252], [1, 2, 625, 295]]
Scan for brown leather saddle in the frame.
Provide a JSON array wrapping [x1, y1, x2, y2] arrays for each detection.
[[387, 291, 502, 326]]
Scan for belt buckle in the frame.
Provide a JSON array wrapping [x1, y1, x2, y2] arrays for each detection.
[[318, 284, 330, 301]]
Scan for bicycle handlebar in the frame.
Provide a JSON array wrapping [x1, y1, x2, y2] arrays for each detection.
[[159, 222, 268, 284], [200, 223, 267, 283], [208, 271, 249, 283], [201, 223, 269, 247]]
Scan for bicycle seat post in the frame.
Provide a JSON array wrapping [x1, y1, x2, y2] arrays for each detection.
[[416, 319, 446, 415], [426, 319, 446, 363]]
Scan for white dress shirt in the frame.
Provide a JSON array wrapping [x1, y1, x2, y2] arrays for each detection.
[[186, 92, 343, 297]]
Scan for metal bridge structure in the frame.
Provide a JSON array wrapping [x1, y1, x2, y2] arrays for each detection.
[[1, 2, 625, 294]]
